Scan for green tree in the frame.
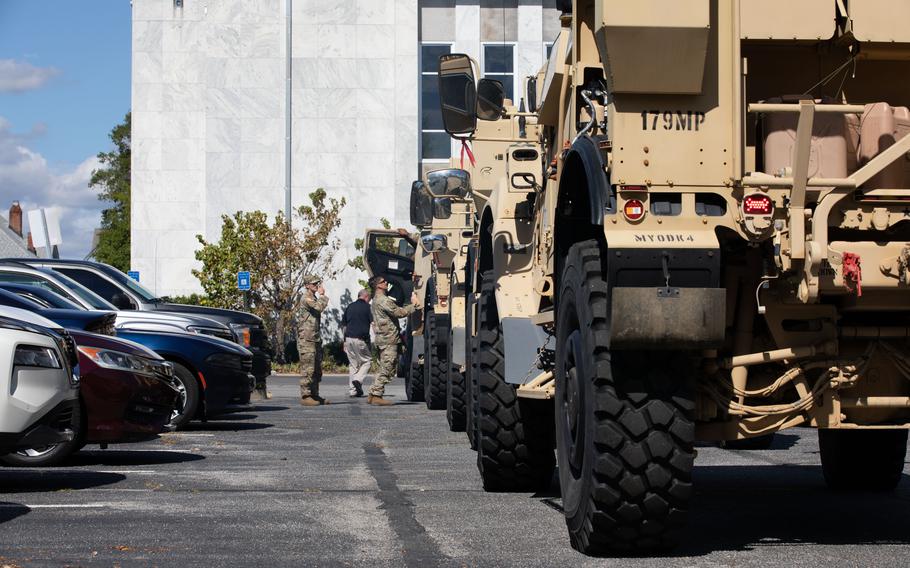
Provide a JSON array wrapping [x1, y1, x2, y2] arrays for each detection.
[[193, 189, 347, 359], [89, 112, 131, 271]]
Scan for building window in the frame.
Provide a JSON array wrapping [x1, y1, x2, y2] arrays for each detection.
[[482, 43, 515, 102], [420, 43, 452, 162]]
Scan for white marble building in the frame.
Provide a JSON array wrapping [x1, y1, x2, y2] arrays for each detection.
[[131, 0, 560, 303]]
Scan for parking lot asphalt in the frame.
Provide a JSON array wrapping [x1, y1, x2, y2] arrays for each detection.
[[2, 374, 910, 567]]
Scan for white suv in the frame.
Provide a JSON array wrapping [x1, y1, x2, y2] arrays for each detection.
[[0, 306, 80, 455]]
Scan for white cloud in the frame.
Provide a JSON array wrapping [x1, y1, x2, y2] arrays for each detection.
[[0, 117, 102, 258], [0, 59, 61, 93]]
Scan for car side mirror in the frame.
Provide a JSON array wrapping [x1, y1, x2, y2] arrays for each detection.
[[420, 234, 448, 253], [111, 292, 135, 310], [425, 168, 471, 199], [409, 180, 433, 227], [432, 198, 453, 220], [438, 53, 477, 136], [476, 78, 505, 121]]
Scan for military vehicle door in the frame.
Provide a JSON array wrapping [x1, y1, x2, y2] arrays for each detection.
[[363, 229, 416, 305]]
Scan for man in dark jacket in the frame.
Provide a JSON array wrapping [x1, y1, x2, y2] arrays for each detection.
[[342, 288, 372, 397]]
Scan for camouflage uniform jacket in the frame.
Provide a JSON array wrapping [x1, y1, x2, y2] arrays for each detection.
[[299, 289, 328, 344], [371, 292, 416, 347]]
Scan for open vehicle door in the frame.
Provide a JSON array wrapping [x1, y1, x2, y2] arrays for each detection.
[[363, 229, 416, 306]]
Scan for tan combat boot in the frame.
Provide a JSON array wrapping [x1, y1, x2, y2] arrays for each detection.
[[367, 395, 393, 406], [300, 396, 322, 407]]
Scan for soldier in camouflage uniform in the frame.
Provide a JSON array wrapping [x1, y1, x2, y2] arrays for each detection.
[[298, 275, 329, 406], [367, 275, 420, 406]]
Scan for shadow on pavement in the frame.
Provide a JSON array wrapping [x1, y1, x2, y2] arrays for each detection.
[[675, 465, 910, 555], [68, 450, 206, 467], [185, 422, 273, 432], [207, 413, 257, 421], [0, 470, 126, 493], [540, 464, 910, 557], [765, 433, 800, 450], [0, 502, 30, 524], [246, 405, 290, 412]]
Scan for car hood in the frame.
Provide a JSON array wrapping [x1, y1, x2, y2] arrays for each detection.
[[154, 302, 262, 326], [113, 310, 228, 332], [39, 309, 117, 332], [118, 329, 253, 356], [0, 305, 62, 330], [68, 329, 163, 360]]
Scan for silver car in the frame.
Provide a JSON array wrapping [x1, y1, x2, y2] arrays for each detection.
[[0, 306, 80, 454], [0, 263, 232, 340]]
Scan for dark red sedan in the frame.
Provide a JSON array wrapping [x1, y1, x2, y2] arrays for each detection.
[[1, 331, 179, 466]]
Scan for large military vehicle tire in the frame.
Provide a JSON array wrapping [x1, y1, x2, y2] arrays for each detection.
[[424, 310, 448, 410], [447, 368, 467, 432], [475, 275, 555, 491], [446, 295, 467, 432], [406, 361, 425, 402], [466, 286, 479, 450], [819, 428, 907, 491], [555, 240, 695, 554]]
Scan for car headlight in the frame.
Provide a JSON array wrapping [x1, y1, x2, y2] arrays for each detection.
[[77, 346, 160, 376], [187, 325, 235, 342], [230, 323, 251, 347], [204, 352, 243, 369], [14, 345, 62, 368]]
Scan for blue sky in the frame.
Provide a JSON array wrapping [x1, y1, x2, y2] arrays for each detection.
[[0, 0, 132, 258]]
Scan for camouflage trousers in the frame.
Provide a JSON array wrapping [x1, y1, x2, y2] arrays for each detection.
[[368, 344, 399, 397], [299, 341, 323, 398]]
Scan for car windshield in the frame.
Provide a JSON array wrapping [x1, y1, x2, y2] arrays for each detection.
[[40, 268, 118, 310], [105, 267, 159, 302]]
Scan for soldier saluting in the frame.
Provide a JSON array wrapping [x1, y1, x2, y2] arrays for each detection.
[[367, 275, 420, 406], [299, 275, 329, 406]]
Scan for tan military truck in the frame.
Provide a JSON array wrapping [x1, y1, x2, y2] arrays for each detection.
[[426, 99, 548, 456], [418, 170, 475, 429], [363, 180, 472, 418], [438, 0, 910, 554]]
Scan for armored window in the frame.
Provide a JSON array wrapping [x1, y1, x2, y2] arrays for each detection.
[[482, 44, 514, 102], [420, 43, 452, 162]]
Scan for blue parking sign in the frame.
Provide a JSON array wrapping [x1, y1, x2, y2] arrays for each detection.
[[237, 271, 251, 290], [127, 271, 140, 282]]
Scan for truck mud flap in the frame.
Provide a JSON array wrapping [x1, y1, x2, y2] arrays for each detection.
[[610, 287, 725, 349]]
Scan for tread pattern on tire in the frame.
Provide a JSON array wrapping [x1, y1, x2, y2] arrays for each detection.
[[447, 366, 467, 432], [424, 310, 448, 410], [558, 240, 695, 554], [466, 290, 479, 450], [406, 361, 425, 402], [475, 274, 555, 492]]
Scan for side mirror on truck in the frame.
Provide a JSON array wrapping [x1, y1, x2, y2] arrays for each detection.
[[438, 54, 505, 136], [425, 168, 471, 199], [420, 234, 448, 253], [409, 180, 433, 227]]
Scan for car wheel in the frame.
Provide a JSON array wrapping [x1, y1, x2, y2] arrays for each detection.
[[168, 362, 200, 430], [1, 402, 85, 467]]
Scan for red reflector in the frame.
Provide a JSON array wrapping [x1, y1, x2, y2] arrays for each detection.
[[621, 185, 647, 192], [743, 194, 773, 215], [623, 199, 645, 221]]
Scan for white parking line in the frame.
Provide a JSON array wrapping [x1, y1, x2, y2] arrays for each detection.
[[165, 433, 214, 437], [0, 503, 110, 509], [94, 470, 157, 474]]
